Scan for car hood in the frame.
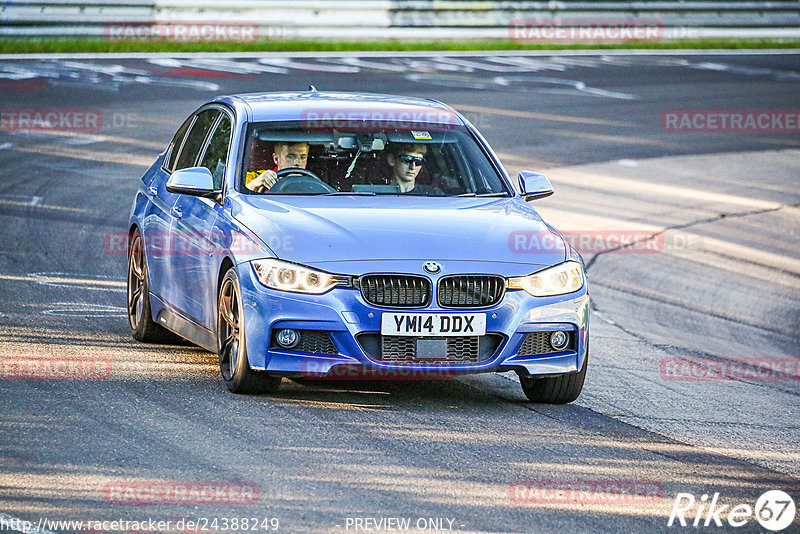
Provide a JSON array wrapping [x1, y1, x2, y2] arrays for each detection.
[[231, 195, 566, 273]]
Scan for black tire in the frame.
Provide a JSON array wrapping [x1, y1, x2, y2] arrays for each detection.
[[217, 268, 281, 394], [127, 230, 177, 343], [518, 348, 588, 404]]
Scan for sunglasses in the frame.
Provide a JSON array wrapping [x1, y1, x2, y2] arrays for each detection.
[[398, 155, 425, 166]]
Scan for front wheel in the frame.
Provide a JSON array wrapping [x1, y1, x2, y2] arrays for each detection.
[[518, 349, 588, 404], [217, 268, 281, 394]]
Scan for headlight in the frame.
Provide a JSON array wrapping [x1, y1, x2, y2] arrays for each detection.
[[251, 259, 352, 294], [507, 261, 585, 297]]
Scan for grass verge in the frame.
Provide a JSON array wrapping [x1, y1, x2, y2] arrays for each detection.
[[1, 37, 799, 54]]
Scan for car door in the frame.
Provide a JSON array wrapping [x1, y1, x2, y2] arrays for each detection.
[[168, 108, 231, 329], [142, 113, 192, 304]]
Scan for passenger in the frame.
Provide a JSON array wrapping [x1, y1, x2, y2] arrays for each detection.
[[386, 143, 431, 194], [245, 141, 309, 192]]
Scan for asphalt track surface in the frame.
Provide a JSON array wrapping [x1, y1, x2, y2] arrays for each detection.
[[0, 52, 799, 533]]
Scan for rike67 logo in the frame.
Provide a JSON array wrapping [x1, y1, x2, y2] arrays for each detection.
[[669, 490, 796, 531]]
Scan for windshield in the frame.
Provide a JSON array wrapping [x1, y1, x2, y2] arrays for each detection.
[[240, 120, 509, 197]]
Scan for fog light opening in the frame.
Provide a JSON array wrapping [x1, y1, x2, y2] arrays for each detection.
[[276, 329, 300, 349], [550, 331, 569, 351]]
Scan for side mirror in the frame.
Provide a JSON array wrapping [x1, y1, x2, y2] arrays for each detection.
[[166, 167, 219, 199], [518, 171, 554, 201]]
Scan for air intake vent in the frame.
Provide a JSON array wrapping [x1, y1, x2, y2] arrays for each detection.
[[359, 274, 431, 307], [356, 333, 503, 365], [517, 332, 573, 356], [437, 275, 505, 308]]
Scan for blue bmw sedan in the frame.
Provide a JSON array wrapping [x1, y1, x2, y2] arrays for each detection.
[[127, 89, 589, 403]]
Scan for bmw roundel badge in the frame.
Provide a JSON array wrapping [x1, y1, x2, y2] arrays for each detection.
[[423, 261, 441, 274]]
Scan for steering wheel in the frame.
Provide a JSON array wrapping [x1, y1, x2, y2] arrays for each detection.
[[260, 168, 335, 194]]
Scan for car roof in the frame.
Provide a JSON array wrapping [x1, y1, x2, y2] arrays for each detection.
[[211, 90, 466, 125]]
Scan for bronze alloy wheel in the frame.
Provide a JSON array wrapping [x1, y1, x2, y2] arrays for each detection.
[[217, 268, 281, 394], [128, 230, 180, 343], [217, 273, 241, 382], [127, 234, 146, 330], [126, 229, 176, 343]]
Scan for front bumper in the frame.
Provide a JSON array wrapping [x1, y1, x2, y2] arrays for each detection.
[[238, 264, 589, 378]]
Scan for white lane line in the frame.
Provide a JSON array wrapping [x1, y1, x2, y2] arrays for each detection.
[[6, 144, 152, 167], [258, 57, 360, 73], [0, 142, 14, 150], [4, 130, 165, 151], [431, 57, 530, 72], [0, 512, 58, 534], [484, 56, 569, 72], [398, 57, 474, 72], [318, 57, 408, 72], [0, 273, 125, 288], [41, 303, 127, 317], [453, 103, 631, 127], [0, 198, 90, 213], [148, 57, 288, 75], [545, 168, 783, 210], [2, 50, 798, 60], [689, 60, 800, 80], [591, 309, 617, 326], [0, 194, 42, 205]]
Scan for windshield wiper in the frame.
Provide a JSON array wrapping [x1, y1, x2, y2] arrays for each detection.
[[323, 191, 376, 196], [456, 192, 509, 197]]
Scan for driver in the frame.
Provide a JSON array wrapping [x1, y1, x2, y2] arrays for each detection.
[[245, 141, 309, 192]]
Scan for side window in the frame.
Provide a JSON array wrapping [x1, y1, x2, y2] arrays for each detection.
[[174, 109, 220, 171], [165, 115, 193, 172], [199, 114, 232, 190]]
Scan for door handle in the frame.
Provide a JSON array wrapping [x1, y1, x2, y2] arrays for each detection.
[[148, 185, 158, 196], [171, 206, 182, 218]]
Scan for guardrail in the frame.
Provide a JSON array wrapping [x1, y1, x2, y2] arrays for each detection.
[[2, 0, 799, 39]]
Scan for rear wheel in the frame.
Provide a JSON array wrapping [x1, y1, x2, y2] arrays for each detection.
[[518, 349, 588, 404], [127, 230, 176, 343], [218, 268, 281, 394]]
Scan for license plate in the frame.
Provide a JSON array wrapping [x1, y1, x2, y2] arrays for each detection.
[[381, 313, 486, 336]]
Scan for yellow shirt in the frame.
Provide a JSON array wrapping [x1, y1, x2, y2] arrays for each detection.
[[245, 169, 272, 187]]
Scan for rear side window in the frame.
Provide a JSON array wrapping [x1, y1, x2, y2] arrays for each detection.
[[165, 115, 193, 172], [175, 109, 220, 171], [200, 114, 232, 190]]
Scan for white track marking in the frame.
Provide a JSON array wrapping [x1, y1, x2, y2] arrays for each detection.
[[317, 57, 408, 72], [257, 57, 360, 73], [41, 303, 127, 317], [4, 130, 165, 151], [2, 50, 798, 60], [484, 56, 569, 72], [0, 273, 125, 288], [0, 194, 42, 205], [0, 60, 220, 92], [157, 58, 288, 75], [2, 53, 797, 94]]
